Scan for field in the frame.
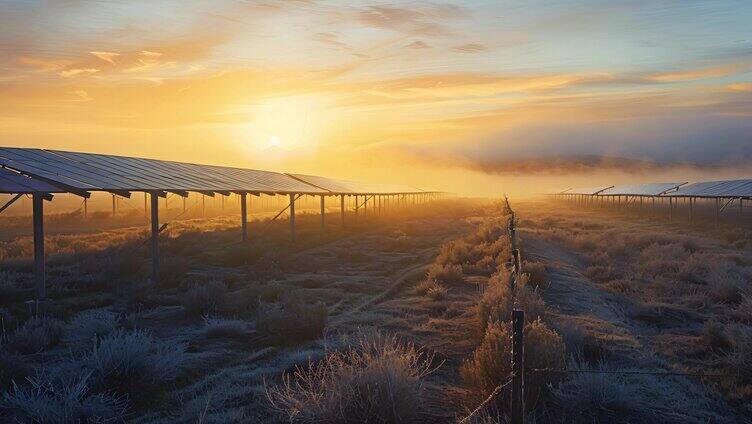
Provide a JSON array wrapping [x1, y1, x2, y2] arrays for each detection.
[[1, 197, 751, 422]]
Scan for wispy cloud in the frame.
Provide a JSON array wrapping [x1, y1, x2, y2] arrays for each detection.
[[356, 4, 464, 36], [405, 40, 431, 49], [452, 43, 486, 53], [90, 51, 120, 65], [60, 68, 99, 78], [647, 64, 742, 82]]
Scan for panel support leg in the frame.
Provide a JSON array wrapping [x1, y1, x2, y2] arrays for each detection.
[[340, 194, 345, 226], [150, 192, 160, 282], [241, 193, 248, 242], [320, 195, 325, 229], [289, 193, 296, 242], [33, 193, 46, 302]]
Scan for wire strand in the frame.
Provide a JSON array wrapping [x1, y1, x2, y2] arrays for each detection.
[[458, 377, 514, 424]]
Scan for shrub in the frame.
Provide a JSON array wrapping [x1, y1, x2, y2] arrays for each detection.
[[426, 284, 448, 301], [66, 309, 119, 343], [202, 316, 248, 339], [552, 361, 644, 422], [637, 243, 687, 277], [523, 261, 547, 290], [584, 265, 619, 284], [1, 371, 128, 423], [460, 322, 512, 396], [461, 320, 565, 398], [478, 271, 546, 332], [477, 276, 513, 333], [81, 329, 186, 395], [426, 263, 464, 285], [706, 262, 743, 303], [225, 286, 261, 314], [6, 316, 65, 354], [514, 277, 546, 323], [436, 240, 473, 266], [266, 332, 435, 423], [257, 298, 327, 346], [181, 280, 227, 318], [415, 278, 447, 300]]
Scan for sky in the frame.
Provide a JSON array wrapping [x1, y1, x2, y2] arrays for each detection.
[[1, 0, 751, 196]]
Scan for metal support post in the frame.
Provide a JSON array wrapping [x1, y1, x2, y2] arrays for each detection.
[[240, 193, 248, 242], [150, 192, 159, 282]]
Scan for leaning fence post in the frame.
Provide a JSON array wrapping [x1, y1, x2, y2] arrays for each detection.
[[511, 309, 525, 424]]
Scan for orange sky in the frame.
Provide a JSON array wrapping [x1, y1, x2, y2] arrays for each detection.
[[1, 1, 751, 196]]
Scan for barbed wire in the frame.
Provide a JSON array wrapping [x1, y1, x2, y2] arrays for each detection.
[[525, 368, 737, 379], [458, 377, 514, 424]]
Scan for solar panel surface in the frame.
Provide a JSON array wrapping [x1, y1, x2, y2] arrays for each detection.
[[0, 148, 328, 194], [665, 179, 752, 198], [599, 183, 686, 196]]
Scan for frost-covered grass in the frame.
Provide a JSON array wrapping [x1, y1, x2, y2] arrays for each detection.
[[266, 332, 435, 423], [1, 371, 128, 424], [81, 329, 186, 395]]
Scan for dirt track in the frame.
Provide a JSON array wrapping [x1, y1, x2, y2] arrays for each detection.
[[521, 231, 740, 423]]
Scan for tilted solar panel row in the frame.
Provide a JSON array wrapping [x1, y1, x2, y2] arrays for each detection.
[[0, 148, 435, 196]]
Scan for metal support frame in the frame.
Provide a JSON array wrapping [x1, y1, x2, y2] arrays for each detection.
[[0, 193, 22, 215], [289, 193, 296, 242], [150, 192, 160, 282], [340, 194, 345, 225], [320, 195, 325, 229], [33, 193, 46, 301], [240, 192, 248, 242]]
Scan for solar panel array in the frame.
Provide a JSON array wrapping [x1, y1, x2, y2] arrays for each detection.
[[287, 173, 424, 195], [599, 182, 686, 196], [559, 179, 752, 198], [0, 148, 435, 197], [665, 179, 752, 198], [564, 186, 614, 195]]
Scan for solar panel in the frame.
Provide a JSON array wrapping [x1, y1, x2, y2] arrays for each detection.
[[287, 173, 425, 194], [0, 167, 63, 193], [599, 183, 686, 196], [565, 186, 614, 195], [0, 147, 328, 195], [664, 179, 752, 198]]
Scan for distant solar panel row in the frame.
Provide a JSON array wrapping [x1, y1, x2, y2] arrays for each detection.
[[559, 179, 752, 198], [0, 148, 434, 196]]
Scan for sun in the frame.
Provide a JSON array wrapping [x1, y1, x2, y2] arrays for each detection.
[[267, 136, 281, 148]]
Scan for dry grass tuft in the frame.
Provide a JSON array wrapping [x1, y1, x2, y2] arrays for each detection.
[[1, 371, 129, 423], [414, 278, 448, 301], [477, 271, 546, 333], [266, 332, 435, 423], [181, 280, 227, 318], [202, 316, 248, 339], [523, 261, 547, 290], [461, 320, 565, 398], [5, 316, 64, 354], [552, 361, 644, 422], [426, 263, 464, 285], [81, 329, 186, 395], [256, 296, 328, 346], [65, 309, 119, 343]]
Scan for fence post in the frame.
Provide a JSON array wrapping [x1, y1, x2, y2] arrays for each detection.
[[511, 309, 525, 424]]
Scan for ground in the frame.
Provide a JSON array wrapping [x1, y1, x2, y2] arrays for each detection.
[[1, 198, 751, 422]]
